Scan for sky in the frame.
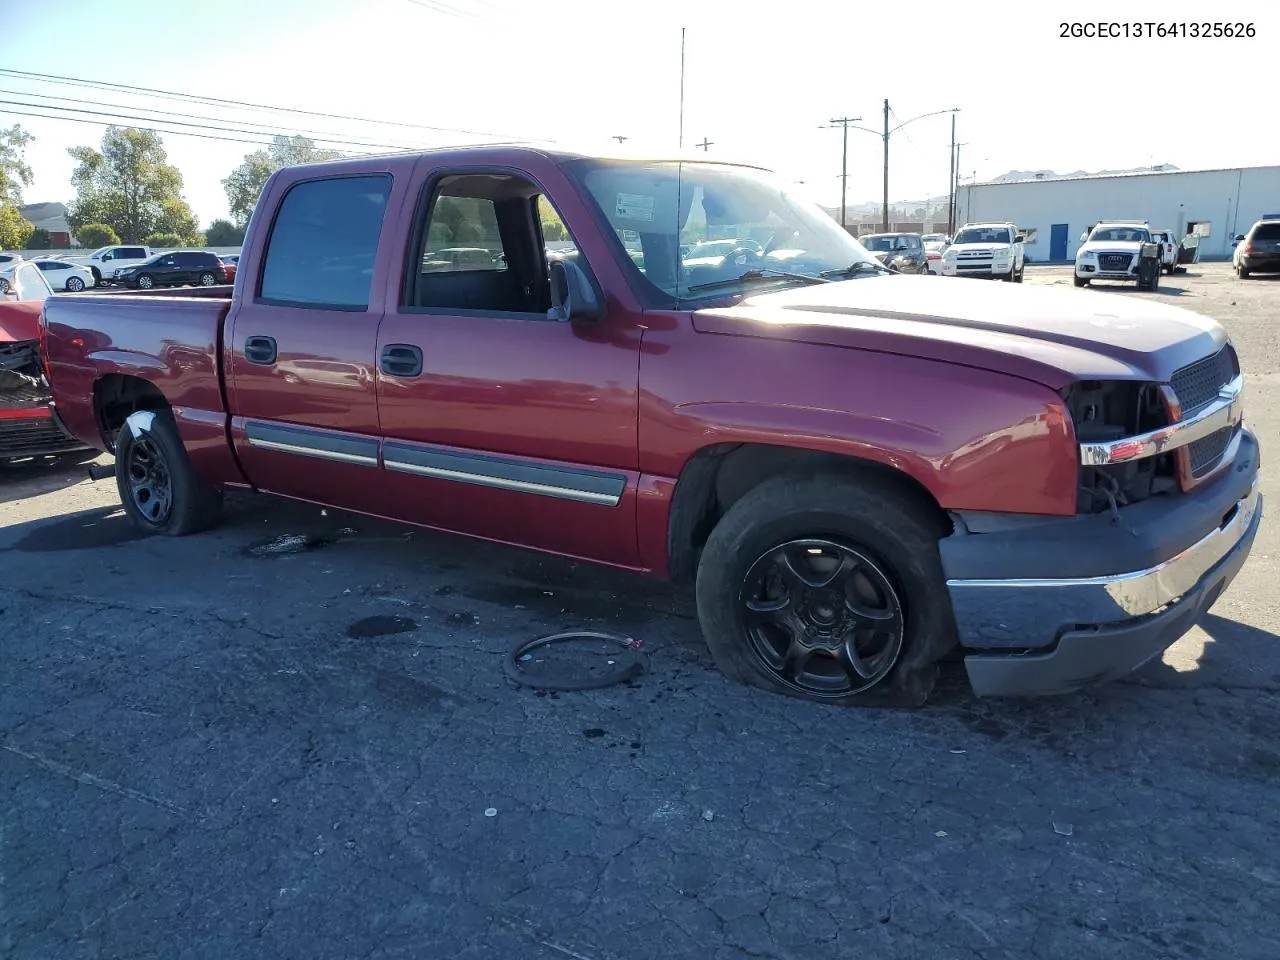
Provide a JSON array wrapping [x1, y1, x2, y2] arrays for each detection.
[[3, 0, 1276, 229]]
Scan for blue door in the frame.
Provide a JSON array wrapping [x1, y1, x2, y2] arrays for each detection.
[[1050, 223, 1069, 261]]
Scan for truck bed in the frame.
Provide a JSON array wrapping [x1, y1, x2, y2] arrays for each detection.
[[41, 287, 235, 463]]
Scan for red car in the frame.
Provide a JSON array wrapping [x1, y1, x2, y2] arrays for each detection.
[[41, 147, 1262, 705], [1, 262, 91, 462]]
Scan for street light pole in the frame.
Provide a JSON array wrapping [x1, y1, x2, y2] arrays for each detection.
[[947, 112, 956, 236], [879, 103, 960, 233], [882, 99, 890, 230]]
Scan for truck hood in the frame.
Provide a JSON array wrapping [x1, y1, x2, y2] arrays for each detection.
[[690, 274, 1226, 389], [949, 244, 1012, 255], [1078, 240, 1145, 255]]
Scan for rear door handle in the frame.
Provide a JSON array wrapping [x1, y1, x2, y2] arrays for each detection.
[[380, 344, 423, 378], [244, 335, 277, 365]]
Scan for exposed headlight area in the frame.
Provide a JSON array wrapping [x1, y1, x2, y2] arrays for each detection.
[[1060, 379, 1178, 512]]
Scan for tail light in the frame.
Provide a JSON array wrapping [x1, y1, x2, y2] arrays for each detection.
[[1243, 243, 1253, 255], [38, 305, 51, 380], [927, 252, 941, 260]]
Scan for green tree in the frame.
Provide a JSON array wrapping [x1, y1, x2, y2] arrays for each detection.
[[144, 232, 188, 248], [75, 222, 122, 248], [0, 124, 34, 205], [205, 218, 245, 246], [222, 135, 342, 228], [539, 196, 569, 241], [26, 227, 52, 249], [0, 204, 34, 249], [66, 127, 201, 243]]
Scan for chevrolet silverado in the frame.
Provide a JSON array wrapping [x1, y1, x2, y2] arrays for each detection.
[[40, 147, 1263, 706]]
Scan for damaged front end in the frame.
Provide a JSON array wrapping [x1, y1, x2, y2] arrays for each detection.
[[0, 339, 88, 461]]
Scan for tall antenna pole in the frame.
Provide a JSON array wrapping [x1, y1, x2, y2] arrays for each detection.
[[678, 27, 686, 149]]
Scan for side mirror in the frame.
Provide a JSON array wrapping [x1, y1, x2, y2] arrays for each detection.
[[1235, 234, 1246, 242], [548, 259, 603, 323]]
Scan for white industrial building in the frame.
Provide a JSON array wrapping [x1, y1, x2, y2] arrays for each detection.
[[953, 164, 1280, 263]]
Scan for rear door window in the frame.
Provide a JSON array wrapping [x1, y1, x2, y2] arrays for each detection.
[[259, 174, 392, 310]]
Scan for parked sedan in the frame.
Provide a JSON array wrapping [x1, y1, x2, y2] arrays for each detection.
[[1233, 219, 1280, 278], [32, 258, 95, 292], [114, 250, 228, 290]]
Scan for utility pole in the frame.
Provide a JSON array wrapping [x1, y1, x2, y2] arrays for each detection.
[[947, 112, 956, 236], [678, 27, 686, 150], [696, 137, 713, 151], [881, 99, 890, 231], [823, 117, 862, 229], [953, 143, 966, 226]]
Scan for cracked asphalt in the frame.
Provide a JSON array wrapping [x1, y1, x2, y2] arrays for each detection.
[[3, 262, 1278, 960]]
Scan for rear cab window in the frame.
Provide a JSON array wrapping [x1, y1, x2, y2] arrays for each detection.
[[258, 174, 393, 310], [1252, 222, 1280, 241]]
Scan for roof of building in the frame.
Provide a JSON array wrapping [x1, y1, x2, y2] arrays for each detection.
[[18, 201, 71, 234], [970, 163, 1280, 189]]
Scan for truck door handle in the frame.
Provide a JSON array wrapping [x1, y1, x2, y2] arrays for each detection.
[[244, 336, 277, 365], [380, 344, 423, 378]]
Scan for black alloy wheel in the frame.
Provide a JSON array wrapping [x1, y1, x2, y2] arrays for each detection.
[[739, 537, 905, 697]]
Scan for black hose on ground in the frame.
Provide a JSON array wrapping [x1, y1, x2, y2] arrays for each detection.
[[503, 630, 647, 691]]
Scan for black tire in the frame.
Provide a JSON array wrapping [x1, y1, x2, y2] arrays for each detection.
[[1013, 261, 1024, 283], [1238, 263, 1251, 279], [1150, 264, 1160, 291], [90, 267, 103, 286], [114, 408, 223, 536], [694, 473, 956, 708], [136, 273, 154, 290], [1073, 275, 1088, 287], [66, 276, 85, 292]]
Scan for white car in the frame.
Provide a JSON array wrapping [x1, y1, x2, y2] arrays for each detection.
[[940, 222, 1025, 281], [32, 258, 94, 292], [1149, 229, 1179, 274], [924, 239, 948, 275], [1073, 221, 1163, 290], [63, 244, 152, 286]]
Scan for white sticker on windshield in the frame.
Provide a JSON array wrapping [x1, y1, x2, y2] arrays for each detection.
[[616, 193, 655, 222]]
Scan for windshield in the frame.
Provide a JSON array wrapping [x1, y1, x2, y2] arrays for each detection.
[[573, 160, 880, 300], [953, 227, 1011, 244], [1089, 226, 1151, 243], [860, 235, 909, 252]]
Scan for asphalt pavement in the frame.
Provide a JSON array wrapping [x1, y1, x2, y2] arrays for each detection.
[[3, 261, 1278, 960]]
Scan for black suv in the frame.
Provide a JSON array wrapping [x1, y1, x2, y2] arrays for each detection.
[[857, 232, 930, 274], [115, 251, 227, 290], [1232, 219, 1280, 278]]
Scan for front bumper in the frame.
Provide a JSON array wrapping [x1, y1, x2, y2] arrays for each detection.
[[942, 262, 1012, 277], [942, 431, 1262, 696]]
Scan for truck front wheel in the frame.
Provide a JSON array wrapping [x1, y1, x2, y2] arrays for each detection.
[[115, 408, 223, 536], [694, 474, 955, 707]]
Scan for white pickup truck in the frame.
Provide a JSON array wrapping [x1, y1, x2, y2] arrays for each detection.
[[63, 244, 153, 287], [1073, 221, 1162, 291], [1150, 228, 1179, 274], [939, 222, 1025, 281]]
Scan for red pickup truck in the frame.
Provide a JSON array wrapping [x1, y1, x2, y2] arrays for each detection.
[[41, 147, 1263, 706]]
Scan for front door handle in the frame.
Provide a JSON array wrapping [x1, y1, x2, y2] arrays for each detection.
[[381, 343, 423, 378], [244, 335, 277, 365]]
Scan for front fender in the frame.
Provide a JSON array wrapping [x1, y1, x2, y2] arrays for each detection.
[[640, 334, 1080, 517]]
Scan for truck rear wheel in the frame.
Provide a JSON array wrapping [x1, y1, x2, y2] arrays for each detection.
[[115, 408, 223, 536], [694, 474, 955, 707]]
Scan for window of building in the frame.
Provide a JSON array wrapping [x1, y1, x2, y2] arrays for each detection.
[[259, 174, 392, 310], [407, 173, 582, 316]]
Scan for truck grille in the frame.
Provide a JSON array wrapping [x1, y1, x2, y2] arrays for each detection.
[[1170, 345, 1235, 414], [1188, 427, 1235, 478], [1098, 253, 1132, 271]]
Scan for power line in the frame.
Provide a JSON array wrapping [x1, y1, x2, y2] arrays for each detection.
[[0, 90, 432, 152], [403, 0, 485, 21], [0, 106, 366, 151], [0, 98, 435, 152], [0, 68, 542, 142]]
